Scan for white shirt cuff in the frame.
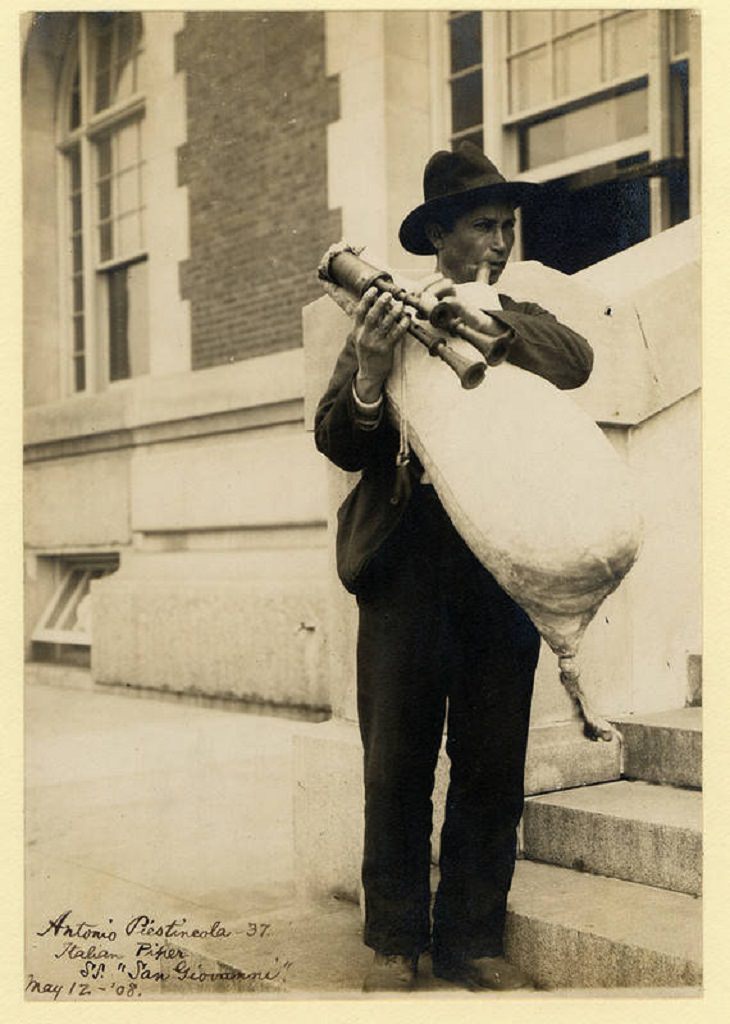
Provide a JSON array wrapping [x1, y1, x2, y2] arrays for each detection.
[[351, 381, 383, 429], [352, 381, 383, 413]]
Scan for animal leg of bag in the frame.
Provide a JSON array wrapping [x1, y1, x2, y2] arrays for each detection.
[[558, 655, 623, 745]]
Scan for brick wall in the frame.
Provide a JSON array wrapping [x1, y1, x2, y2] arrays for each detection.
[[176, 12, 341, 369]]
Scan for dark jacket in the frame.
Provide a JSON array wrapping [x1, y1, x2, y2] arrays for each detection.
[[314, 295, 594, 594]]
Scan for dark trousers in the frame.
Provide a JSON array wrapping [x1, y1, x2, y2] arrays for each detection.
[[356, 484, 540, 959]]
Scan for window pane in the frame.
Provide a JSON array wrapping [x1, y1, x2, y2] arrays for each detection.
[[69, 146, 81, 191], [555, 27, 600, 98], [95, 16, 114, 69], [450, 11, 482, 72], [669, 162, 690, 227], [117, 212, 143, 255], [521, 88, 648, 169], [102, 260, 149, 382], [72, 275, 84, 314], [521, 174, 650, 274], [126, 259, 149, 377], [73, 315, 85, 355], [603, 11, 649, 81], [69, 65, 81, 131], [116, 120, 141, 171], [117, 12, 135, 63], [93, 17, 114, 112], [74, 355, 86, 393], [45, 570, 84, 630], [117, 168, 140, 215], [112, 14, 142, 104], [554, 10, 600, 35], [98, 179, 112, 221], [509, 11, 550, 51], [670, 60, 689, 159], [451, 69, 483, 133], [44, 568, 96, 635], [99, 221, 113, 262], [108, 267, 130, 381], [71, 194, 82, 233], [115, 56, 136, 102], [97, 136, 112, 178], [509, 47, 549, 114], [671, 9, 691, 57], [94, 72, 110, 113], [72, 234, 83, 274]]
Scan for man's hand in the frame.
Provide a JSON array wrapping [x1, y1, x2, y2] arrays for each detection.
[[417, 276, 504, 337], [352, 287, 410, 403]]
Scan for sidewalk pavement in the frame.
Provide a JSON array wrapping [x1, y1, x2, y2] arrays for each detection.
[[25, 671, 474, 1001]]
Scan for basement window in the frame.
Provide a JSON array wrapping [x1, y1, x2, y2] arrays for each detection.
[[31, 555, 119, 666]]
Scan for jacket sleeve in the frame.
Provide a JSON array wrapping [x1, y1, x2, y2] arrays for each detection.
[[490, 296, 594, 390], [314, 333, 399, 473]]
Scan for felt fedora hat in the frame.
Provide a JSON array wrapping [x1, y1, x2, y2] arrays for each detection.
[[399, 141, 540, 256]]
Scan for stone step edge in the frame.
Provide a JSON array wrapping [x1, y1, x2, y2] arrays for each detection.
[[505, 861, 701, 989], [611, 706, 702, 730], [524, 779, 702, 828], [429, 859, 702, 964], [518, 815, 700, 897], [520, 784, 702, 897], [609, 710, 702, 789]]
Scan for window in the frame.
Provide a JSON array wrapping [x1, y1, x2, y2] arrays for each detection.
[[668, 10, 692, 229], [58, 13, 148, 394], [670, 8, 691, 60], [505, 10, 649, 117], [521, 164, 652, 274], [446, 10, 695, 272], [31, 555, 119, 667], [447, 11, 484, 151]]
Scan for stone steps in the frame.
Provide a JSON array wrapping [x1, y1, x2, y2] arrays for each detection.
[[298, 705, 703, 989], [523, 779, 702, 895], [505, 860, 702, 990], [505, 706, 703, 988], [613, 707, 702, 788]]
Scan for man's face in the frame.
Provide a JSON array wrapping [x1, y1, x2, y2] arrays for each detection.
[[432, 201, 516, 285]]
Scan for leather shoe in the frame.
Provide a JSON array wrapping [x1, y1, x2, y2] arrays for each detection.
[[432, 953, 536, 991], [362, 952, 418, 992]]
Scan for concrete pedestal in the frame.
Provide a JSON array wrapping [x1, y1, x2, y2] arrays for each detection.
[[293, 717, 622, 902]]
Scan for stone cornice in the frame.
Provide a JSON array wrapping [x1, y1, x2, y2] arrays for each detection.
[[24, 349, 306, 462]]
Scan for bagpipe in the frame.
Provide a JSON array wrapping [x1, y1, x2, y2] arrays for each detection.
[[318, 243, 643, 742], [318, 243, 511, 389]]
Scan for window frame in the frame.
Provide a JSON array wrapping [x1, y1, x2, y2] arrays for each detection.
[[31, 555, 119, 649], [503, 9, 652, 124], [56, 13, 147, 396], [440, 9, 696, 242]]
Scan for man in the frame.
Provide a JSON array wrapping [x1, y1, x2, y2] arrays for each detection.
[[314, 143, 593, 992]]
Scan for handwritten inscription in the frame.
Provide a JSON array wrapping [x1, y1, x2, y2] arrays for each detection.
[[26, 976, 64, 1001], [28, 908, 293, 1000], [54, 941, 121, 962], [37, 910, 118, 942], [37, 909, 233, 942], [125, 915, 232, 939]]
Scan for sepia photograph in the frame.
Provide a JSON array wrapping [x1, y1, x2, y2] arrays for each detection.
[[19, 4, 705, 1006]]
